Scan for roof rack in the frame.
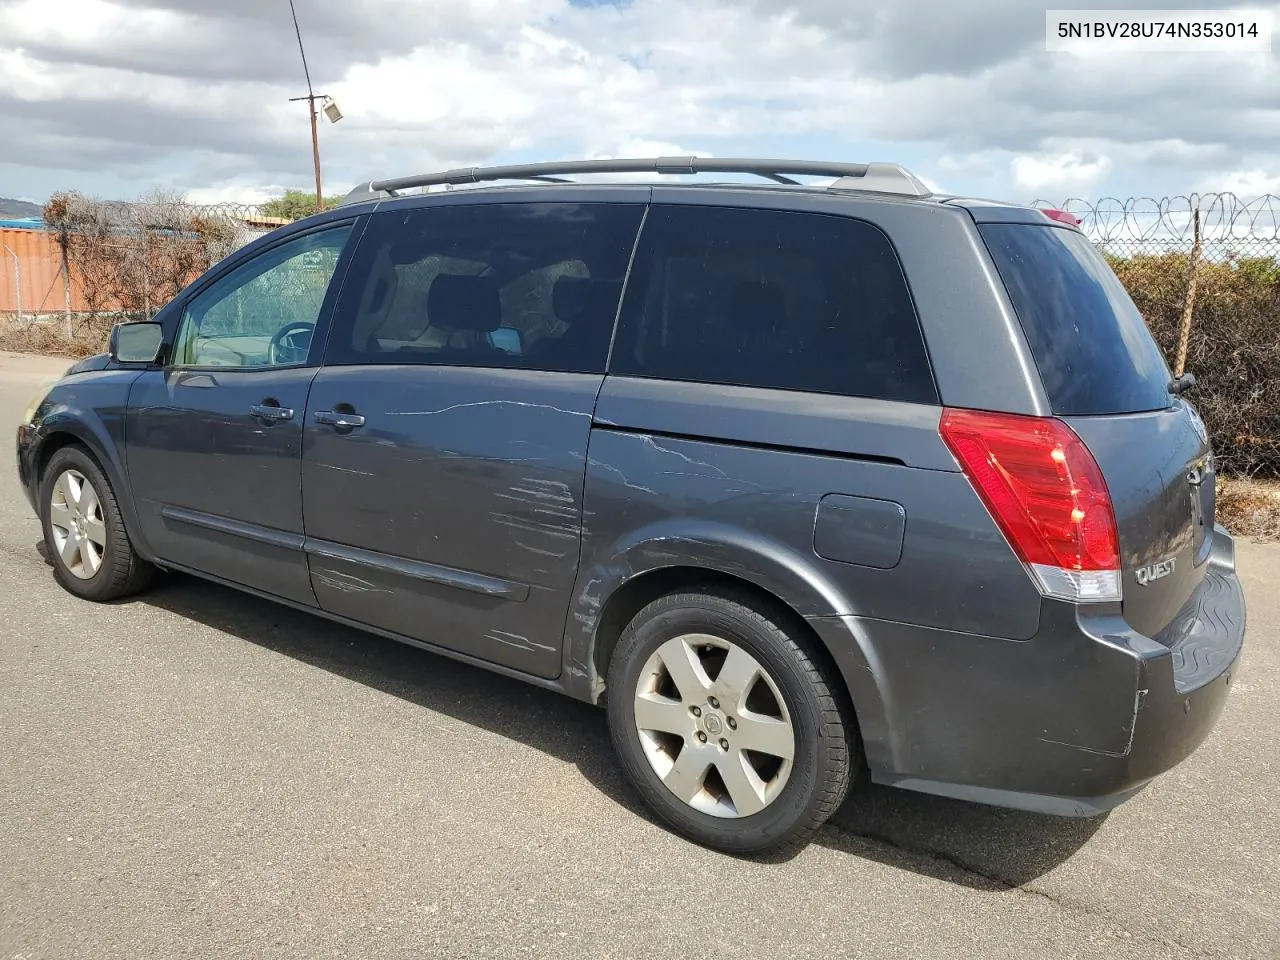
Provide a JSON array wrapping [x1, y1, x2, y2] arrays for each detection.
[[340, 157, 932, 205]]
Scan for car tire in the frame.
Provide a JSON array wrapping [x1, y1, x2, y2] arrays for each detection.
[[607, 587, 855, 855], [40, 445, 154, 602]]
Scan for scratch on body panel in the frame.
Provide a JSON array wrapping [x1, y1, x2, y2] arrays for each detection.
[[314, 462, 375, 477], [515, 541, 570, 559], [313, 569, 393, 594], [1039, 689, 1148, 758], [485, 628, 556, 653], [588, 459, 656, 496], [386, 400, 590, 419]]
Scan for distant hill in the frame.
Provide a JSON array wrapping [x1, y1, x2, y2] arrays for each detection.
[[0, 197, 43, 219]]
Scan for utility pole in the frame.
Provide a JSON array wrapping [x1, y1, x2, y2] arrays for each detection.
[[287, 0, 325, 214], [289, 92, 326, 213]]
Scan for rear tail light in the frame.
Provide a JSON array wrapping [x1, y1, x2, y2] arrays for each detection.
[[940, 408, 1121, 603], [1040, 208, 1082, 228]]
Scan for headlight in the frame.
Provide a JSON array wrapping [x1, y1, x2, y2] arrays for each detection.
[[21, 381, 56, 426]]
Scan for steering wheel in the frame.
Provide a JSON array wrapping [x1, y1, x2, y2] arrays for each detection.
[[268, 321, 316, 365]]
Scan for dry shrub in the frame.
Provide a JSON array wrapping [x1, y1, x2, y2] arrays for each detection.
[[43, 190, 249, 325], [1109, 252, 1280, 479], [1216, 477, 1280, 541], [0, 316, 113, 359]]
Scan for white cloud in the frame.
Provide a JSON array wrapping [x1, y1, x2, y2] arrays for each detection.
[[1, 0, 1279, 204], [183, 180, 287, 205], [1200, 169, 1280, 200], [1012, 151, 1113, 197]]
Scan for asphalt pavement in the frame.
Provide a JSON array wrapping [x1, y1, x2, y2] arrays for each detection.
[[0, 350, 1276, 959]]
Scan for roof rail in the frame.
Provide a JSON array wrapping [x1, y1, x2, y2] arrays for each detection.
[[340, 158, 932, 205]]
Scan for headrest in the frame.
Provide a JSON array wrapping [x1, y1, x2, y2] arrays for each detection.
[[553, 276, 622, 326], [428, 274, 501, 333], [727, 280, 787, 337]]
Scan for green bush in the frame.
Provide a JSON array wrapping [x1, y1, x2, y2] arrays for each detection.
[[1108, 252, 1280, 478]]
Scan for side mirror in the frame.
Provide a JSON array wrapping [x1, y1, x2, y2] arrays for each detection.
[[110, 321, 164, 365]]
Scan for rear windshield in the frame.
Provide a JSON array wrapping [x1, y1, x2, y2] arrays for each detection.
[[980, 223, 1172, 415]]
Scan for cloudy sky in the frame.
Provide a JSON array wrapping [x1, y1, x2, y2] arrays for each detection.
[[1, 0, 1277, 206]]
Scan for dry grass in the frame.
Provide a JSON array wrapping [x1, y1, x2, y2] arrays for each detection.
[[1217, 477, 1280, 542], [0, 315, 112, 359]]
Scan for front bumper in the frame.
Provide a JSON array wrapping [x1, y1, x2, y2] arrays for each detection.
[[812, 524, 1246, 817], [16, 422, 40, 514]]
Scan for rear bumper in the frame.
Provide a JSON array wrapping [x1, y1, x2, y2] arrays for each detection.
[[811, 524, 1245, 817]]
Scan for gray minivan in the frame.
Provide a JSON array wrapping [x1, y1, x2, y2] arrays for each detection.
[[16, 158, 1246, 854]]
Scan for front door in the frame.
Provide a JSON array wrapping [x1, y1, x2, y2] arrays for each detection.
[[125, 222, 356, 603], [300, 198, 645, 677]]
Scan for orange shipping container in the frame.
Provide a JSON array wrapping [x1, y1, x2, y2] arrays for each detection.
[[0, 226, 88, 316]]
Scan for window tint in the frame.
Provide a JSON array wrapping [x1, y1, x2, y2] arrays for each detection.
[[174, 225, 352, 368], [609, 204, 937, 404], [980, 223, 1172, 415], [327, 202, 644, 373]]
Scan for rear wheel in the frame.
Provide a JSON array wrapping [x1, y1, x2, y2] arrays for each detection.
[[607, 588, 855, 854], [40, 445, 153, 601]]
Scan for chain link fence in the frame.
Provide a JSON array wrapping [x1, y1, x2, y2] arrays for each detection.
[[47, 196, 291, 325], [0, 199, 292, 324]]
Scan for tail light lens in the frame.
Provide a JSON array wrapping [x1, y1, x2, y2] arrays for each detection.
[[940, 408, 1121, 603], [1041, 208, 1082, 228]]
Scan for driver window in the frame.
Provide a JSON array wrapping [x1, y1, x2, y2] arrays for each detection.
[[173, 225, 353, 368]]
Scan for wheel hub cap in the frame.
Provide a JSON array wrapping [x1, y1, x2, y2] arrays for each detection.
[[48, 468, 106, 580], [633, 632, 796, 819]]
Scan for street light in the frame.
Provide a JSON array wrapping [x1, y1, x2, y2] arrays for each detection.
[[288, 92, 344, 214], [286, 0, 343, 214]]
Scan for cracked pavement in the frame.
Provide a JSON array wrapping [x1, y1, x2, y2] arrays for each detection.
[[1, 351, 1276, 959]]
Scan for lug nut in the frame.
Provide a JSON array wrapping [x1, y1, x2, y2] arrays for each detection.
[[708, 697, 720, 709], [727, 717, 737, 730], [691, 706, 702, 717], [696, 731, 708, 743], [719, 738, 729, 750]]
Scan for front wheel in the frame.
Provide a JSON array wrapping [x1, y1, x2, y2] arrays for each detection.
[[607, 588, 856, 855], [40, 445, 154, 602]]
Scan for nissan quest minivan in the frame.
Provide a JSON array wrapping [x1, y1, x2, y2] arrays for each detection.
[[16, 158, 1246, 854]]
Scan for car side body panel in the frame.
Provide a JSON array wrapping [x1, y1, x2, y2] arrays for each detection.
[[561, 378, 1047, 721], [125, 365, 322, 606], [302, 365, 604, 680]]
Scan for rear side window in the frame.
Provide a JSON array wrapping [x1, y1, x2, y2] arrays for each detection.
[[979, 223, 1172, 415], [610, 204, 938, 404], [326, 202, 643, 373]]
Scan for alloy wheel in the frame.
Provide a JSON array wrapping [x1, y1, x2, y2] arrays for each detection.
[[48, 468, 106, 580], [633, 633, 795, 818]]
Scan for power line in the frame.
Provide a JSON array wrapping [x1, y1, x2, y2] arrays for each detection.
[[287, 0, 314, 98], [285, 0, 325, 211]]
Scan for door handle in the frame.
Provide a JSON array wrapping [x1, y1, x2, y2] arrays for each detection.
[[250, 403, 294, 422], [314, 410, 366, 429]]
